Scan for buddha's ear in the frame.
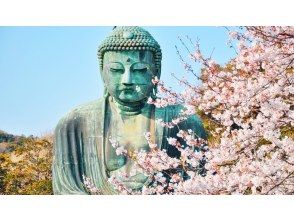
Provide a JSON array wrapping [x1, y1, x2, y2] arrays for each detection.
[[103, 87, 109, 98], [151, 85, 157, 99], [156, 69, 161, 79], [99, 67, 106, 83]]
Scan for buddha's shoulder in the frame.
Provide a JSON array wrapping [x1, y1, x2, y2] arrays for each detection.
[[159, 104, 183, 113], [56, 99, 104, 126], [168, 105, 203, 122], [157, 104, 207, 139], [70, 99, 104, 114], [156, 104, 193, 117]]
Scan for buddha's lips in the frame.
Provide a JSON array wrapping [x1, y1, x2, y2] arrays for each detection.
[[121, 88, 134, 91], [118, 84, 147, 89]]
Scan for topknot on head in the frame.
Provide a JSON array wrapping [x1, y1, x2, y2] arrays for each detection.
[[97, 26, 162, 74]]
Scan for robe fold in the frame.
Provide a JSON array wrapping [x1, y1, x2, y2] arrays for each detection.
[[52, 97, 207, 194]]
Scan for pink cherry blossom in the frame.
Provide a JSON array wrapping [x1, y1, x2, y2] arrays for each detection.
[[83, 27, 294, 195]]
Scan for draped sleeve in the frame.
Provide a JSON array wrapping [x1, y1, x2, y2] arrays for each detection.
[[52, 99, 117, 195], [52, 109, 88, 194]]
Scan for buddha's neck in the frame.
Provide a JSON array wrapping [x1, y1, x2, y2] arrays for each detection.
[[109, 97, 147, 116]]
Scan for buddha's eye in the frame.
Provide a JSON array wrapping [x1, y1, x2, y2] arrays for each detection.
[[132, 63, 148, 73], [133, 67, 147, 73], [107, 63, 124, 73], [110, 67, 124, 73]]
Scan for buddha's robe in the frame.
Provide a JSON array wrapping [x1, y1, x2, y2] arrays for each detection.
[[52, 97, 207, 194]]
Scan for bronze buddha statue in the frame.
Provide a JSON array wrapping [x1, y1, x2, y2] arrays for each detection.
[[52, 26, 206, 194]]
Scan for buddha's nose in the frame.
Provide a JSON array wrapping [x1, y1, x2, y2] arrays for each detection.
[[122, 69, 133, 86]]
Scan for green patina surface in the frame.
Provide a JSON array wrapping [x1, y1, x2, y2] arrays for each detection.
[[52, 26, 207, 194]]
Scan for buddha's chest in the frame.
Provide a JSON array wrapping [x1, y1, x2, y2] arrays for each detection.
[[112, 117, 150, 149], [104, 113, 151, 172]]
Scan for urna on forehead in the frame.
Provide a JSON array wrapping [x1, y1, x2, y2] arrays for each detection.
[[97, 26, 162, 72]]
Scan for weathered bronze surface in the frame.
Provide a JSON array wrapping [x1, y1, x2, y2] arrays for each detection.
[[52, 26, 207, 194]]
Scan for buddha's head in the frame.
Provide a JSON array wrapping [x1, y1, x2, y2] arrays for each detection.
[[98, 26, 162, 104]]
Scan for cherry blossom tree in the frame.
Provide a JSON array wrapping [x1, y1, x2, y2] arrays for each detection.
[[85, 26, 294, 195]]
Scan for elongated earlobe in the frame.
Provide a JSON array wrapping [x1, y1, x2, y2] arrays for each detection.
[[103, 87, 109, 98], [151, 85, 157, 99]]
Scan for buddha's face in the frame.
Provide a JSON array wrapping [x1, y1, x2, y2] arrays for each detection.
[[102, 50, 156, 103]]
